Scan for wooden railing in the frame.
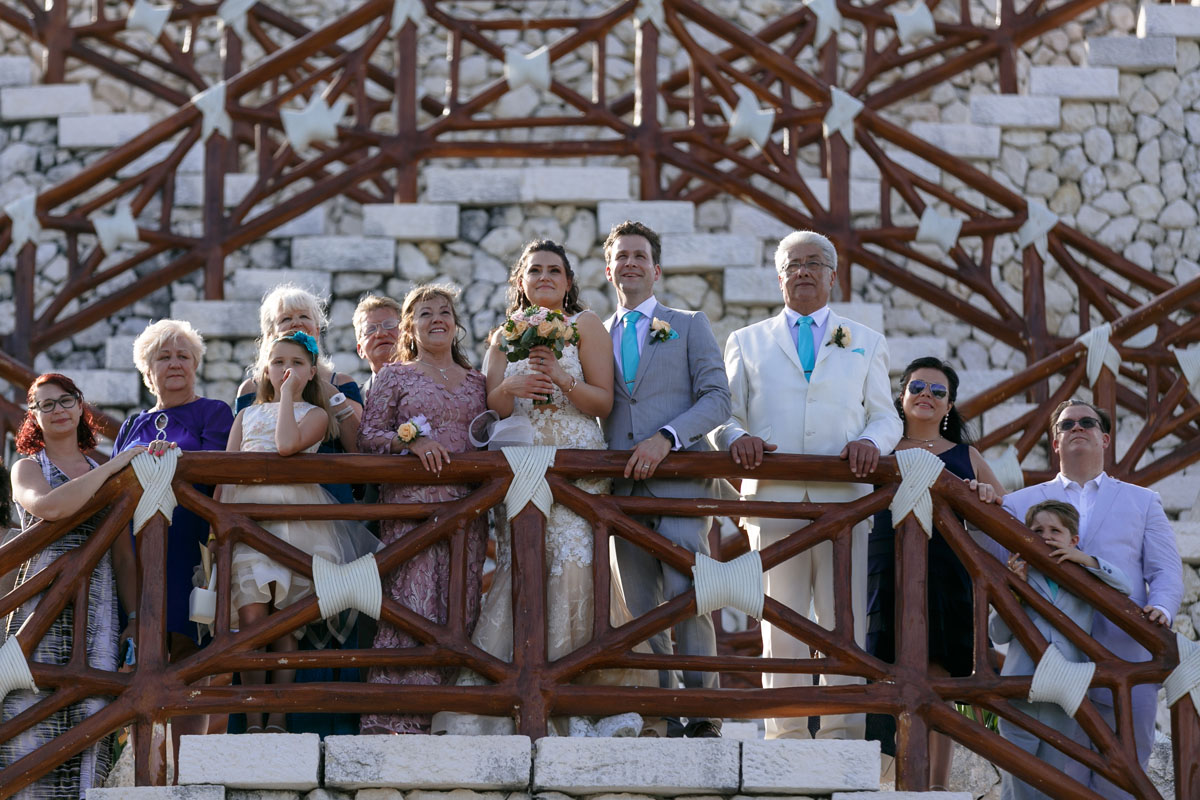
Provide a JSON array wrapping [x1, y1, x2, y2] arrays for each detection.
[[0, 450, 1192, 799], [1, 0, 1198, 484]]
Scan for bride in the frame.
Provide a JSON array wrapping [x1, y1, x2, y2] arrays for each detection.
[[434, 239, 649, 736]]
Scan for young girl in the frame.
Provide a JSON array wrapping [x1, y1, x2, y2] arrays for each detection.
[[222, 331, 377, 733]]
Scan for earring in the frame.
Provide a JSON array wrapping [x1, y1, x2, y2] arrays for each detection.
[[941, 415, 949, 432]]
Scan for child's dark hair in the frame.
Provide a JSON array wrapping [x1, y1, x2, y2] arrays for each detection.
[[1025, 499, 1079, 539], [254, 332, 339, 440]]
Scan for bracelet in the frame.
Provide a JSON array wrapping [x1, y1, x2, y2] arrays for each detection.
[[334, 406, 355, 420], [127, 611, 137, 620], [328, 391, 347, 407], [564, 376, 578, 394]]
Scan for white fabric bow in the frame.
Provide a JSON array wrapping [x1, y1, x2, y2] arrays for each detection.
[[127, 0, 172, 40], [634, 0, 666, 29], [281, 89, 350, 152], [915, 206, 962, 252], [717, 87, 774, 150], [4, 194, 40, 250], [823, 87, 862, 144], [391, 0, 427, 33], [1017, 199, 1059, 260], [0, 637, 37, 705], [218, 0, 255, 40], [131, 447, 180, 535], [693, 551, 764, 619], [501, 446, 557, 520], [892, 3, 936, 45], [505, 46, 551, 92], [1170, 343, 1200, 394], [890, 447, 945, 538], [1028, 643, 1095, 717], [805, 0, 842, 49], [1164, 633, 1200, 715], [1076, 322, 1121, 387], [89, 201, 139, 255], [313, 554, 382, 620], [193, 82, 232, 141]]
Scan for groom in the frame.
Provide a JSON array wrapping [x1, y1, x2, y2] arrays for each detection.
[[601, 220, 732, 738]]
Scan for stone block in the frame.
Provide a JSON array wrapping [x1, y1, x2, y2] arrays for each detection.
[[1151, 472, 1200, 515], [742, 739, 879, 793], [291, 237, 395, 274], [1175, 521, 1200, 565], [798, 177, 881, 215], [170, 300, 263, 338], [981, 402, 1039, 438], [0, 56, 33, 87], [174, 173, 260, 208], [88, 788, 224, 800], [724, 266, 780, 306], [1029, 66, 1120, 100], [907, 123, 1001, 159], [250, 204, 328, 238], [533, 738, 739, 795], [956, 369, 1014, 403], [71, 369, 141, 406], [228, 793, 303, 800], [58, 112, 151, 148], [886, 335, 949, 372], [835, 302, 884, 334], [660, 233, 760, 272], [597, 201, 696, 237], [424, 167, 630, 204], [886, 149, 942, 184], [104, 335, 138, 371], [1086, 36, 1176, 72], [177, 733, 320, 789], [729, 202, 793, 241], [1138, 3, 1200, 38], [231, 269, 331, 301], [117, 139, 205, 178], [969, 96, 1060, 130], [323, 735, 531, 790], [363, 203, 459, 240], [720, 721, 763, 739], [833, 793, 970, 799], [0, 84, 91, 120]]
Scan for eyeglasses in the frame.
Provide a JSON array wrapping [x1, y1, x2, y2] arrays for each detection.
[[781, 260, 832, 277], [1056, 417, 1102, 432], [906, 379, 948, 399], [361, 319, 400, 337], [29, 394, 79, 413]]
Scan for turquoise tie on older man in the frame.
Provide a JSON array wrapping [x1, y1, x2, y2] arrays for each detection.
[[621, 310, 642, 391], [796, 315, 815, 377]]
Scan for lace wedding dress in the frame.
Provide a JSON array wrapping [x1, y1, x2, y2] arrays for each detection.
[[434, 323, 652, 735]]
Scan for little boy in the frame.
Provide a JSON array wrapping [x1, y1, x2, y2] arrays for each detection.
[[988, 500, 1132, 800]]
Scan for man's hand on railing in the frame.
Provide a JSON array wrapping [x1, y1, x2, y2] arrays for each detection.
[[623, 432, 671, 479], [967, 478, 1002, 504], [839, 438, 880, 478], [730, 435, 777, 469], [1143, 606, 1170, 626]]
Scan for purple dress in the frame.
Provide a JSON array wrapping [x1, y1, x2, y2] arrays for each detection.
[[113, 397, 233, 642], [357, 363, 488, 734]]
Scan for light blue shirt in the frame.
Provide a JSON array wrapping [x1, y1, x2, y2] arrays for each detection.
[[782, 304, 831, 356], [612, 295, 681, 450]]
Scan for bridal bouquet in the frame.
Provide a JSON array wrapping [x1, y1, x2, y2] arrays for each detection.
[[498, 306, 580, 362]]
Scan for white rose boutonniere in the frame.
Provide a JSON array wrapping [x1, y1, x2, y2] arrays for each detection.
[[650, 317, 679, 343], [830, 324, 852, 348]]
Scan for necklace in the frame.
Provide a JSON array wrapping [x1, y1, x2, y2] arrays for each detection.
[[904, 434, 943, 449], [417, 359, 453, 382]]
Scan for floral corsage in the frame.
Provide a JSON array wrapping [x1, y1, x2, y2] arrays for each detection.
[[828, 324, 851, 349], [650, 317, 679, 343], [396, 415, 431, 447]]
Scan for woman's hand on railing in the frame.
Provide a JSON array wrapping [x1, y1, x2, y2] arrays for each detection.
[[145, 440, 176, 457], [967, 478, 1002, 504], [410, 437, 450, 474]]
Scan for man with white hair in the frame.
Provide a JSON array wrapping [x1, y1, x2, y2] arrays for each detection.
[[352, 293, 402, 402], [713, 230, 901, 740]]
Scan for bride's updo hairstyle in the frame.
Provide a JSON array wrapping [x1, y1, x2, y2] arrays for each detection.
[[397, 284, 474, 369], [504, 239, 585, 317]]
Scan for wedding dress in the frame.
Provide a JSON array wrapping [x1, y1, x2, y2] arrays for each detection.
[[433, 322, 652, 735]]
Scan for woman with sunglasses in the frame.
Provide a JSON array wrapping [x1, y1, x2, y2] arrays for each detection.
[[864, 357, 1005, 789], [2, 374, 154, 796]]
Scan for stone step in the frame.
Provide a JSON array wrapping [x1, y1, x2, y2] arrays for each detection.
[[231, 268, 331, 301], [170, 300, 263, 339], [58, 112, 151, 148], [0, 56, 34, 88], [103, 335, 138, 371], [887, 335, 950, 372], [87, 787, 223, 799], [423, 165, 631, 204], [1028, 66, 1120, 100], [1086, 36, 1176, 72], [956, 368, 1014, 404], [661, 232, 761, 272], [1138, 2, 1200, 39], [0, 83, 91, 120], [173, 173, 259, 208], [907, 122, 1000, 159], [291, 236, 396, 274], [1175, 520, 1200, 565], [1150, 469, 1200, 515], [323, 734, 531, 790], [70, 368, 142, 406], [800, 176, 884, 215], [598, 200, 697, 236], [178, 734, 319, 790], [724, 273, 891, 314], [363, 203, 460, 241], [969, 95, 1060, 130]]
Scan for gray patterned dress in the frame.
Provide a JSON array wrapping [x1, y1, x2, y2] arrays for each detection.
[[0, 450, 120, 798]]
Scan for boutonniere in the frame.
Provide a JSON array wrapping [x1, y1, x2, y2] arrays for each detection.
[[828, 324, 852, 348], [650, 317, 679, 343]]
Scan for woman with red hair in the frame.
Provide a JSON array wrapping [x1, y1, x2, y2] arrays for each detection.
[[1, 374, 157, 797]]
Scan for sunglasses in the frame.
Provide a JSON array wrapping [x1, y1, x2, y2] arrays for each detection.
[[29, 394, 79, 413], [361, 319, 400, 337], [1057, 417, 1102, 432], [906, 379, 948, 399]]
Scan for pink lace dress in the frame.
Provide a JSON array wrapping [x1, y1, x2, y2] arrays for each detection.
[[357, 362, 488, 734]]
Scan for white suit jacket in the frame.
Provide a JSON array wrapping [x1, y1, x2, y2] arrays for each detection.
[[713, 309, 902, 525], [1000, 477, 1183, 666]]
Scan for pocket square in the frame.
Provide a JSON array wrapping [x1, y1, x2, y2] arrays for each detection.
[[852, 347, 865, 355]]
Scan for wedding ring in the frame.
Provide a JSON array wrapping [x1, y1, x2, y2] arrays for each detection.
[[425, 451, 433, 456]]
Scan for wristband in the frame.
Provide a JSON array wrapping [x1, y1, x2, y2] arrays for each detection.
[[329, 391, 347, 407], [127, 611, 137, 620]]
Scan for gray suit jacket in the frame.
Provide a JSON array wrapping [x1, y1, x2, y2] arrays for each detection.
[[602, 303, 731, 499]]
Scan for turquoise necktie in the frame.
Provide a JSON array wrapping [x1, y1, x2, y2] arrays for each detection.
[[796, 315, 815, 377], [621, 310, 642, 391], [1047, 578, 1059, 600]]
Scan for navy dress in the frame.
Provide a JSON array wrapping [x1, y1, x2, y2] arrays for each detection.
[[113, 397, 234, 644], [865, 442, 977, 755]]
